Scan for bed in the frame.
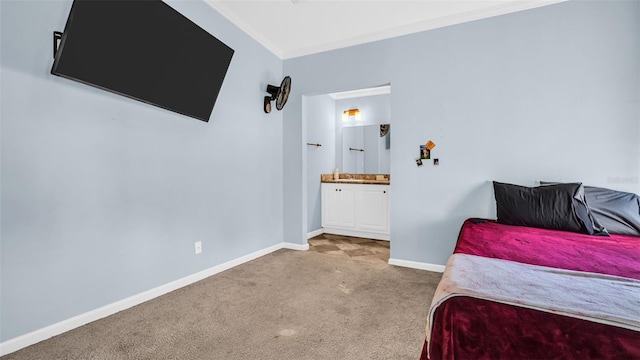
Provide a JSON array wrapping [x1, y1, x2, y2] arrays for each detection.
[[420, 182, 640, 360]]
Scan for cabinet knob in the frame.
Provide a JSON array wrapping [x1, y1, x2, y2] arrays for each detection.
[[383, 191, 386, 194]]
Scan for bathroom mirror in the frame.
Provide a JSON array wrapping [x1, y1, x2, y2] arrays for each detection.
[[342, 124, 390, 174]]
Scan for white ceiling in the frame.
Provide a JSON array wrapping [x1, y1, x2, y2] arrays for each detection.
[[205, 0, 567, 59]]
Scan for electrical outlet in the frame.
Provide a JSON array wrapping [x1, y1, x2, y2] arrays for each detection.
[[195, 241, 202, 254]]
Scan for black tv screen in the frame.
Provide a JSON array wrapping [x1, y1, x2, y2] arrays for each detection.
[[51, 0, 234, 122]]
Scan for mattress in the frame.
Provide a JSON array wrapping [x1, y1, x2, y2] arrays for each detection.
[[422, 219, 640, 360]]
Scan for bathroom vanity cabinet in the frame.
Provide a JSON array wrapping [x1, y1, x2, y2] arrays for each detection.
[[321, 183, 390, 241]]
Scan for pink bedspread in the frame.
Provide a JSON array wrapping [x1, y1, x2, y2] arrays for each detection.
[[455, 219, 640, 280], [422, 219, 640, 360]]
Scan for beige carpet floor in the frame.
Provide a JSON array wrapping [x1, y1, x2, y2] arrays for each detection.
[[2, 249, 442, 360]]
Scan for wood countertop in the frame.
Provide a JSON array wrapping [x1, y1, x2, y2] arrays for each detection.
[[321, 173, 390, 185]]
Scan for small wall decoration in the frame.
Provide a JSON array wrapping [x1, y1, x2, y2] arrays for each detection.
[[380, 124, 390, 137], [417, 140, 437, 167], [420, 145, 430, 159]]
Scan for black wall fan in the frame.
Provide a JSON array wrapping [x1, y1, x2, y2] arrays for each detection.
[[264, 76, 291, 113]]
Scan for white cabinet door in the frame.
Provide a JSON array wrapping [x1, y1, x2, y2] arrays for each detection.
[[321, 184, 356, 229], [322, 183, 341, 228], [338, 185, 356, 228], [356, 185, 389, 233]]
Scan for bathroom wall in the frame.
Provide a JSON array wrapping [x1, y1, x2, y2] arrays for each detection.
[[305, 93, 391, 234], [305, 95, 336, 233]]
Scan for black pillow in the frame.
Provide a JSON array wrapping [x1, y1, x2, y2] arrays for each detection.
[[540, 182, 640, 236], [493, 181, 595, 235]]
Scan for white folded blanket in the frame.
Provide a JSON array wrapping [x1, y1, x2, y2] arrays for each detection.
[[427, 254, 640, 341]]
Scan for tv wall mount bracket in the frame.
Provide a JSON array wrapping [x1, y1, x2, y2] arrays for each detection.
[[53, 31, 63, 58]]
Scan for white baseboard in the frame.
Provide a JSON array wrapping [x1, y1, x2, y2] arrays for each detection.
[[388, 258, 446, 273], [282, 242, 309, 251], [307, 228, 324, 239], [0, 242, 306, 357]]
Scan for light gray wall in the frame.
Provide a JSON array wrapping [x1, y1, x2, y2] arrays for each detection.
[[0, 0, 283, 341], [305, 95, 335, 233], [284, 0, 640, 265]]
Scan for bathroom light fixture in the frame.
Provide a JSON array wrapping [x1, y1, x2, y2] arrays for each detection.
[[342, 108, 361, 122]]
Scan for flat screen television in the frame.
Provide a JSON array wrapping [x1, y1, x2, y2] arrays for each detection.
[[51, 0, 234, 122]]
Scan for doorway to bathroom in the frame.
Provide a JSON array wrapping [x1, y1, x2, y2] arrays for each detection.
[[303, 85, 391, 256]]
